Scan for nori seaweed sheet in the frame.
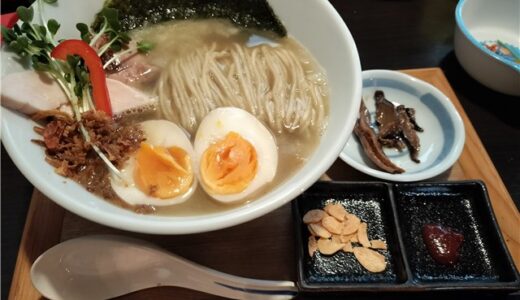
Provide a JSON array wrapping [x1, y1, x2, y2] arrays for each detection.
[[98, 0, 287, 37]]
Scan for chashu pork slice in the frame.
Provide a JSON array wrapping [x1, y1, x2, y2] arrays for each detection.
[[1, 71, 68, 114], [107, 53, 159, 87], [1, 70, 157, 116]]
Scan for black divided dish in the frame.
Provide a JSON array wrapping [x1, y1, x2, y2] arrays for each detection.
[[292, 181, 520, 293], [294, 182, 407, 290], [394, 182, 519, 287]]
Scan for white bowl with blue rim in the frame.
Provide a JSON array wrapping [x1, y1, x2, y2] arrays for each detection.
[[454, 0, 520, 96], [1, 0, 362, 234], [340, 70, 465, 182]]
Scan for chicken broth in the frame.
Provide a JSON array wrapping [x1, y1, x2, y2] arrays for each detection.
[[93, 19, 328, 215], [112, 19, 330, 215], [131, 19, 289, 73], [132, 19, 329, 134]]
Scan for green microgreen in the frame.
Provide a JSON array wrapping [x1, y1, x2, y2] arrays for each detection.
[[3, 0, 140, 178]]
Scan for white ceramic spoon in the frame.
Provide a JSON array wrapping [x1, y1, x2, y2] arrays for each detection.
[[30, 235, 297, 300]]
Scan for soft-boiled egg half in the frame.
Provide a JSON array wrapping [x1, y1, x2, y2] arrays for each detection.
[[111, 120, 196, 206], [194, 107, 278, 203]]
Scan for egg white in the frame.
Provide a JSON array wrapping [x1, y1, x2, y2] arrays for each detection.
[[194, 107, 278, 203], [111, 120, 197, 206]]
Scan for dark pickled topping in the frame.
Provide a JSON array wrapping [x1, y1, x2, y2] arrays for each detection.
[[97, 0, 287, 37], [396, 105, 421, 163], [354, 101, 405, 174], [375, 91, 401, 140], [405, 107, 424, 132], [422, 224, 464, 266], [375, 90, 423, 163]]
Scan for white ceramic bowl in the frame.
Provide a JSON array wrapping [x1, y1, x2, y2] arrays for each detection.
[[454, 0, 520, 96], [1, 0, 361, 234], [340, 70, 465, 182]]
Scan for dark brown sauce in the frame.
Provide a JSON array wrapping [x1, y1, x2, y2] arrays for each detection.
[[422, 224, 464, 266]]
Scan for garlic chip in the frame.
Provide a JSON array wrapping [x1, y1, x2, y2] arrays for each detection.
[[303, 209, 327, 224], [302, 201, 388, 273], [357, 222, 372, 248], [309, 223, 332, 239], [324, 203, 348, 221], [340, 233, 357, 244], [342, 214, 361, 235], [322, 216, 343, 235], [370, 239, 388, 250], [353, 247, 387, 273], [343, 242, 354, 253], [317, 238, 345, 255]]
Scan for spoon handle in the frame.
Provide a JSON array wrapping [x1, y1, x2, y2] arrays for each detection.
[[156, 241, 297, 299], [114, 235, 298, 299], [172, 273, 297, 300]]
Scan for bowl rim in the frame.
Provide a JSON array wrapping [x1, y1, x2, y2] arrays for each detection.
[[339, 69, 466, 182], [1, 0, 362, 234], [455, 0, 520, 73]]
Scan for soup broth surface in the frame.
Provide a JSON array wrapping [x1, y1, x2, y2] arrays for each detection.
[[123, 19, 328, 216]]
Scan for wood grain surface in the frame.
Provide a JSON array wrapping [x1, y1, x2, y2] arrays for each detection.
[[8, 68, 520, 300], [7, 190, 65, 300]]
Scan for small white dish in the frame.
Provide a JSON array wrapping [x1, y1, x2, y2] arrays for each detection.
[[454, 0, 520, 96], [340, 70, 465, 182]]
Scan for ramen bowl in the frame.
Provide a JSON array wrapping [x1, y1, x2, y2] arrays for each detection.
[[1, 0, 361, 234]]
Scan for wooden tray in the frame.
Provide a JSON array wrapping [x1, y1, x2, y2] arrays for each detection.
[[8, 68, 520, 300]]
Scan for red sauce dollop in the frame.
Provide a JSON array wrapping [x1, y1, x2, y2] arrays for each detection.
[[422, 224, 464, 266]]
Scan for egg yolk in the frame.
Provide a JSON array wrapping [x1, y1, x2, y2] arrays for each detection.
[[134, 143, 193, 199], [200, 132, 258, 195]]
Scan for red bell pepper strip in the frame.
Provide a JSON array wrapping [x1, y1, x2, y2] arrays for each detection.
[[51, 39, 113, 116]]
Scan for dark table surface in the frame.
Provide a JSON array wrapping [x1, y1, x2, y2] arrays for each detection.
[[1, 0, 519, 299]]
